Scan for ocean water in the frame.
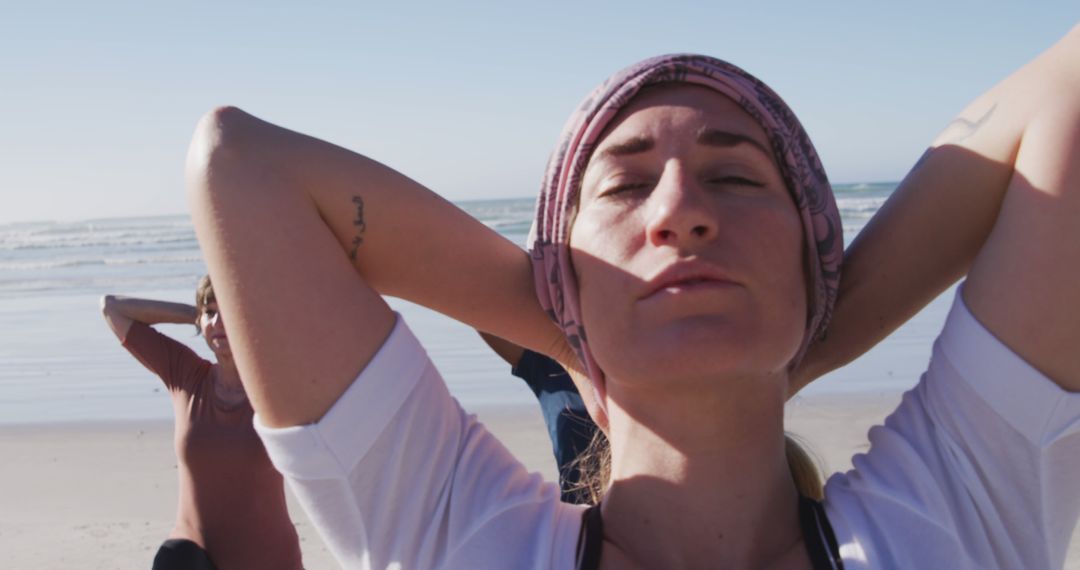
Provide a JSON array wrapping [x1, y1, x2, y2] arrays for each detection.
[[0, 183, 954, 424]]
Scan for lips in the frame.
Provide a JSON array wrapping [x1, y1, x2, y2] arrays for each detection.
[[641, 262, 740, 300]]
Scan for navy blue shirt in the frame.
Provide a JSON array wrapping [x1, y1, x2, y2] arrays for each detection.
[[511, 350, 598, 504]]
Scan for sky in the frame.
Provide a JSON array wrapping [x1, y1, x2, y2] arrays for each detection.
[[2, 1, 1077, 224]]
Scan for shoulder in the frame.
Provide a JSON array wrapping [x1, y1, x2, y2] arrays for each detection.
[[934, 287, 1080, 446], [122, 322, 212, 389], [257, 315, 432, 477], [455, 499, 585, 568], [822, 288, 1080, 569], [257, 315, 583, 568]]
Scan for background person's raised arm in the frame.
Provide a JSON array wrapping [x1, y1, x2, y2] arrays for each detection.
[[100, 295, 198, 341]]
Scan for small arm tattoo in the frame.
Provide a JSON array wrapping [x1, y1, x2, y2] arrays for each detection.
[[348, 196, 366, 261], [910, 103, 998, 177], [939, 102, 997, 146]]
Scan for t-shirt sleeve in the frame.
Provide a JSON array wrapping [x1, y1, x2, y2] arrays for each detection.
[[255, 315, 583, 570], [824, 287, 1080, 569], [121, 321, 211, 392]]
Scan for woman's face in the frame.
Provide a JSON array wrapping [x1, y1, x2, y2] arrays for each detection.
[[199, 301, 231, 359], [569, 84, 807, 388]]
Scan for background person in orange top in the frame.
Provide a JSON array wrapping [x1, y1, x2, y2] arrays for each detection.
[[100, 275, 302, 570]]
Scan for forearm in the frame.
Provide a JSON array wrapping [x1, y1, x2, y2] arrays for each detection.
[[204, 110, 564, 355], [188, 108, 581, 426], [792, 145, 1011, 386], [102, 295, 197, 326], [794, 25, 1080, 387]]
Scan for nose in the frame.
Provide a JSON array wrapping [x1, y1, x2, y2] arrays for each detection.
[[645, 164, 717, 247]]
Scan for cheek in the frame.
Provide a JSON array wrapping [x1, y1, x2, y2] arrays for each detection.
[[569, 217, 623, 326], [568, 208, 646, 369], [752, 206, 809, 354], [569, 201, 646, 265], [762, 219, 805, 288], [570, 250, 638, 380]]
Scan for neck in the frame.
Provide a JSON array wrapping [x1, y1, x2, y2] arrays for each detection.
[[213, 358, 244, 392], [600, 372, 804, 569]]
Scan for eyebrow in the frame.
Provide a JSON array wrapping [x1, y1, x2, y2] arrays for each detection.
[[597, 136, 653, 159], [696, 127, 772, 158], [596, 128, 773, 161]]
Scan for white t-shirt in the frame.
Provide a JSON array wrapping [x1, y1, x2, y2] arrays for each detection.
[[824, 291, 1080, 569], [256, 289, 1080, 569]]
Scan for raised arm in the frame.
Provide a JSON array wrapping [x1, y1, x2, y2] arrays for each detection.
[[795, 24, 1080, 392], [186, 108, 584, 428], [100, 295, 198, 341]]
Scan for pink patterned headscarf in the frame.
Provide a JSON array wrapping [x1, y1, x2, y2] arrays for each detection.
[[528, 54, 843, 410]]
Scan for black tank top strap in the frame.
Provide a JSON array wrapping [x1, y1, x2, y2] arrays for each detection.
[[575, 503, 604, 570], [575, 496, 843, 569], [798, 494, 845, 570]]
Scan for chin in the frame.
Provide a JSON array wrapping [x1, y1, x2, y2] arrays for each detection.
[[600, 318, 796, 384]]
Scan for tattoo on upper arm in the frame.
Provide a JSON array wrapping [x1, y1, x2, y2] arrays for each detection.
[[909, 103, 998, 178], [348, 196, 366, 261], [937, 103, 998, 146]]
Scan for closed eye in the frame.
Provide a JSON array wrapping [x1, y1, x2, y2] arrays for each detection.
[[600, 181, 652, 197], [708, 176, 764, 188]]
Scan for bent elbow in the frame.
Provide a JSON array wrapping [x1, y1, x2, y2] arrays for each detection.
[[186, 105, 268, 220], [99, 294, 115, 316], [185, 106, 250, 181]]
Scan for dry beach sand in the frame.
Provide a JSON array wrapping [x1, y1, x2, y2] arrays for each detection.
[[2, 394, 1077, 569]]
